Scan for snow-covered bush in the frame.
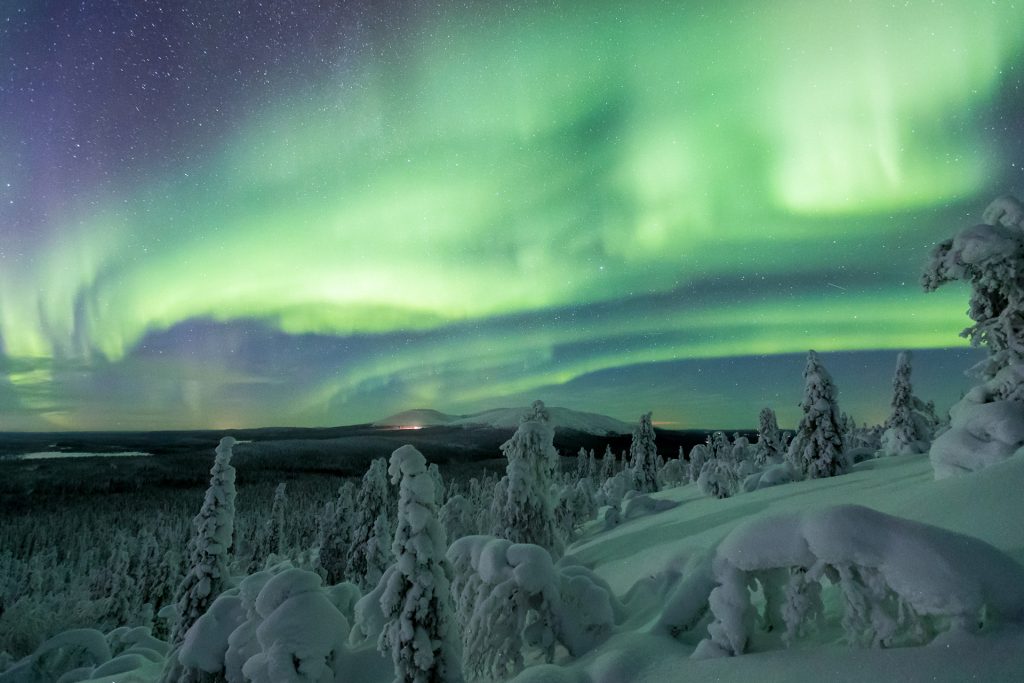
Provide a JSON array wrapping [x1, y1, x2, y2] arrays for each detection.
[[740, 463, 797, 493], [378, 445, 462, 683], [930, 364, 1024, 478], [620, 491, 679, 520], [656, 456, 687, 489], [694, 505, 1024, 658], [786, 351, 848, 479], [697, 458, 737, 499], [687, 443, 709, 483], [447, 536, 619, 680], [0, 629, 111, 683]]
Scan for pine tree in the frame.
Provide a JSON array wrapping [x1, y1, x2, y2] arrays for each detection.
[[166, 436, 237, 648], [880, 351, 930, 455], [629, 412, 660, 493], [248, 482, 287, 572], [599, 445, 616, 482], [922, 194, 1024, 383], [494, 400, 562, 557], [786, 351, 847, 479], [753, 407, 785, 467], [349, 458, 394, 589], [379, 445, 463, 683], [316, 481, 355, 585]]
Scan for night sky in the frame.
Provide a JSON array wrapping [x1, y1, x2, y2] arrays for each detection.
[[1, 1, 1022, 431]]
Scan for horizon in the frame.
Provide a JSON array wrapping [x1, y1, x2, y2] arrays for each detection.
[[2, 0, 1020, 431]]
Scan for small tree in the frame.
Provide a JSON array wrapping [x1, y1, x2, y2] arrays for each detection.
[[248, 482, 287, 572], [165, 436, 237, 651], [879, 351, 931, 455], [786, 351, 847, 479], [628, 412, 660, 493], [753, 408, 785, 467], [599, 445, 616, 482], [379, 445, 462, 683]]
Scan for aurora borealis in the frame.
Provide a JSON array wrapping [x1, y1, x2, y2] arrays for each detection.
[[1, 1, 1022, 431]]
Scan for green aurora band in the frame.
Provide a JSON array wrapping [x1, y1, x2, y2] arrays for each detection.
[[1, 0, 1022, 429]]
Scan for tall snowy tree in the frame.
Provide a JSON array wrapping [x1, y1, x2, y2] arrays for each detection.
[[786, 351, 847, 479], [349, 458, 394, 590], [316, 481, 355, 585], [628, 412, 660, 493], [494, 400, 562, 557], [165, 436, 237, 649], [247, 482, 287, 573], [599, 445, 616, 482], [923, 193, 1024, 384], [379, 445, 463, 683], [753, 407, 786, 467], [879, 351, 931, 455]]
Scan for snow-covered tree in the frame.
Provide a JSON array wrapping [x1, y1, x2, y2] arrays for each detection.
[[753, 408, 785, 467], [922, 193, 1024, 382], [439, 494, 475, 543], [248, 482, 287, 573], [349, 459, 393, 589], [786, 351, 847, 479], [923, 195, 1024, 477], [316, 481, 355, 585], [879, 351, 931, 456], [698, 458, 737, 499], [494, 401, 563, 557], [599, 445, 616, 482], [379, 445, 462, 683], [628, 412, 660, 493], [688, 443, 709, 483], [165, 436, 238, 652]]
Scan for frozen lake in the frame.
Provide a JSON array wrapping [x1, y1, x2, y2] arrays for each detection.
[[15, 451, 153, 460]]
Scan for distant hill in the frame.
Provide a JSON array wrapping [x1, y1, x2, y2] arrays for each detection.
[[374, 405, 634, 436]]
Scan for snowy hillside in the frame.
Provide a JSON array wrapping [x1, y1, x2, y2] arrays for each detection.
[[375, 406, 634, 435], [11, 449, 1024, 683], [372, 408, 460, 428]]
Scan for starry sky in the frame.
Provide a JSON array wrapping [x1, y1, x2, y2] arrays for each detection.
[[1, 0, 1022, 431]]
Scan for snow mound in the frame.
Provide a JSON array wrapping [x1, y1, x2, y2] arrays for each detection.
[[695, 504, 1024, 658], [929, 364, 1024, 479]]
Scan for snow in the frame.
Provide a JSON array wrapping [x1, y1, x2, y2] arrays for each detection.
[[14, 428, 1024, 683]]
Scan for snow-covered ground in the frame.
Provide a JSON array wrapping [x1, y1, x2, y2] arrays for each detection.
[[11, 450, 1022, 683]]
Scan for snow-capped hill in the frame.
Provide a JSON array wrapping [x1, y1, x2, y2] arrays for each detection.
[[449, 406, 633, 435], [373, 409, 459, 428], [373, 406, 634, 435]]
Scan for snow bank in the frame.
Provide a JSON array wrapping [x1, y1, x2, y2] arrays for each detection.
[[930, 364, 1024, 478], [448, 535, 620, 680], [695, 505, 1024, 658]]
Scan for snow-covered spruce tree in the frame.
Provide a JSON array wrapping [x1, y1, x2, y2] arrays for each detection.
[[164, 436, 237, 662], [922, 195, 1024, 477], [439, 494, 475, 543], [753, 407, 785, 467], [379, 445, 462, 683], [879, 351, 931, 456], [248, 482, 287, 573], [923, 193, 1024, 381], [349, 458, 393, 590], [628, 412, 660, 493], [786, 351, 847, 479], [316, 481, 355, 585], [599, 445, 616, 482], [688, 443, 708, 483], [494, 400, 563, 558]]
